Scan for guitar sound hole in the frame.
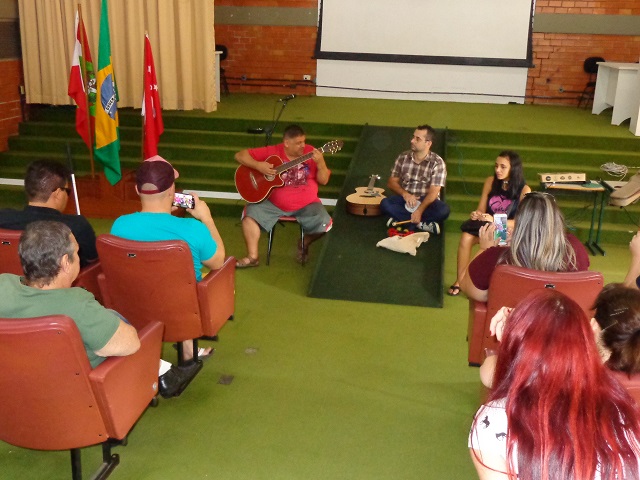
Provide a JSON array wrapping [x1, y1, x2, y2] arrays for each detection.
[[265, 174, 275, 182], [249, 172, 258, 190]]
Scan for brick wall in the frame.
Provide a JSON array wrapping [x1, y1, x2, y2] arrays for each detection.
[[216, 0, 640, 106], [535, 1, 640, 15], [0, 59, 23, 152], [529, 1, 640, 105], [215, 24, 316, 96], [215, 0, 317, 96], [527, 0, 640, 105], [528, 33, 639, 105]]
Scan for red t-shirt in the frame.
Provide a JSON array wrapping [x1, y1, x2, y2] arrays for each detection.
[[248, 143, 322, 212], [468, 233, 591, 291]]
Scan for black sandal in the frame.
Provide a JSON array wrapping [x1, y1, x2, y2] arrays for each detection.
[[447, 285, 461, 296]]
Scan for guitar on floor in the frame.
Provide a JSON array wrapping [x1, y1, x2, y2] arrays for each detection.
[[346, 174, 386, 216], [235, 140, 344, 203]]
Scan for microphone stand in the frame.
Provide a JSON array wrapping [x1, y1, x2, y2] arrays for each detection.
[[247, 98, 293, 146], [263, 98, 291, 146]]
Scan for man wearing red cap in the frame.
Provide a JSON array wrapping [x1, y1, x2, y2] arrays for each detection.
[[111, 156, 225, 361]]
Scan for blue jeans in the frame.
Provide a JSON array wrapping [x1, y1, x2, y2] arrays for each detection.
[[380, 195, 450, 225]]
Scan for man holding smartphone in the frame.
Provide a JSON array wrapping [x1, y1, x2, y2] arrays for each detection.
[[111, 156, 225, 361]]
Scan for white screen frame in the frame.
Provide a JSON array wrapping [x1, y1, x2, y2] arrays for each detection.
[[316, 0, 535, 68]]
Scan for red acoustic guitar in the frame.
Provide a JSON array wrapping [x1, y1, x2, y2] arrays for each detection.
[[235, 140, 344, 203]]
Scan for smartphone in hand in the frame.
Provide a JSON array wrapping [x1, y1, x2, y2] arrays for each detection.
[[173, 192, 195, 209], [493, 213, 508, 246]]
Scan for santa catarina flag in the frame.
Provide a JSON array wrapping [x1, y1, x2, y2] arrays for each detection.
[[142, 34, 164, 159], [94, 0, 121, 185], [68, 10, 96, 150]]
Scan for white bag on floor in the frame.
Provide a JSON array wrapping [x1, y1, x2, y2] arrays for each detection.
[[376, 232, 430, 256]]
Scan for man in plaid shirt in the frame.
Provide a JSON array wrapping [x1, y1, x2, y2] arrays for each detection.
[[380, 124, 450, 234]]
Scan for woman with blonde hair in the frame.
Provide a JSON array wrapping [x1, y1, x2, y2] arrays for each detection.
[[460, 191, 589, 302]]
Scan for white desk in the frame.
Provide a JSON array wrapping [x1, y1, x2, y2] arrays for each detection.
[[214, 51, 222, 102], [630, 67, 640, 136], [592, 62, 640, 129]]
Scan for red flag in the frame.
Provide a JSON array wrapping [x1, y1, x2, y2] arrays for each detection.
[[142, 34, 164, 159], [68, 10, 96, 150]]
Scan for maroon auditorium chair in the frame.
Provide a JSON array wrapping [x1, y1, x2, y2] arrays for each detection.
[[0, 315, 163, 480], [0, 228, 105, 304], [0, 228, 25, 275], [96, 234, 235, 369], [467, 264, 604, 366]]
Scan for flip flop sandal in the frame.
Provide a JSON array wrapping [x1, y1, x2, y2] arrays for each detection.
[[236, 257, 259, 268], [447, 285, 461, 296], [196, 347, 214, 360], [172, 344, 215, 361]]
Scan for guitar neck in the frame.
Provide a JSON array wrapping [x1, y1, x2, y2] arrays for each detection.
[[274, 147, 325, 175]]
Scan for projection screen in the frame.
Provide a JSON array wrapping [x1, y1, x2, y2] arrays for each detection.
[[315, 0, 535, 103]]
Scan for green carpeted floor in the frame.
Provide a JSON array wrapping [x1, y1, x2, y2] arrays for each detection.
[[1, 95, 638, 479], [1, 214, 633, 479], [210, 94, 639, 138]]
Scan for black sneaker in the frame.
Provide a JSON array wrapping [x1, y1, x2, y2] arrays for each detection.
[[417, 221, 440, 235]]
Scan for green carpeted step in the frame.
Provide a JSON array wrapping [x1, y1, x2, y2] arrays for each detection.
[[18, 120, 361, 153], [4, 106, 357, 206], [0, 185, 25, 209], [450, 143, 640, 167], [450, 129, 640, 153], [28, 105, 365, 138], [446, 157, 610, 182]]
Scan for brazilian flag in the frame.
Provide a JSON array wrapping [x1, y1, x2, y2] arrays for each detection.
[[94, 0, 121, 185]]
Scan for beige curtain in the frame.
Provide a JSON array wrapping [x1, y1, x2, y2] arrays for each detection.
[[18, 0, 216, 112]]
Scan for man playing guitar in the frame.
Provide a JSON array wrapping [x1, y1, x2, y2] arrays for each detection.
[[234, 124, 332, 267]]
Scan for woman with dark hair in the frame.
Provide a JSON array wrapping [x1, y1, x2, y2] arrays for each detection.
[[460, 191, 590, 302], [593, 283, 640, 376], [470, 289, 640, 480], [449, 151, 530, 296]]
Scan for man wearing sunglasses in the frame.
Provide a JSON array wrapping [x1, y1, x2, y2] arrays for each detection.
[[0, 159, 98, 267]]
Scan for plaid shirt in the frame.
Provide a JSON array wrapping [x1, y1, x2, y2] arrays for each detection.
[[390, 150, 446, 197]]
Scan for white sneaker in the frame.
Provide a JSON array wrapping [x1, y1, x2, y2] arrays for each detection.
[[417, 221, 440, 235]]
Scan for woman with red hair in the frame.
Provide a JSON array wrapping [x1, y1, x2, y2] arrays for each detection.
[[469, 289, 640, 479]]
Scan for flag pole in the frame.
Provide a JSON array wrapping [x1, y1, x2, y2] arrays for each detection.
[[141, 31, 148, 161], [66, 143, 81, 215], [78, 4, 96, 178]]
